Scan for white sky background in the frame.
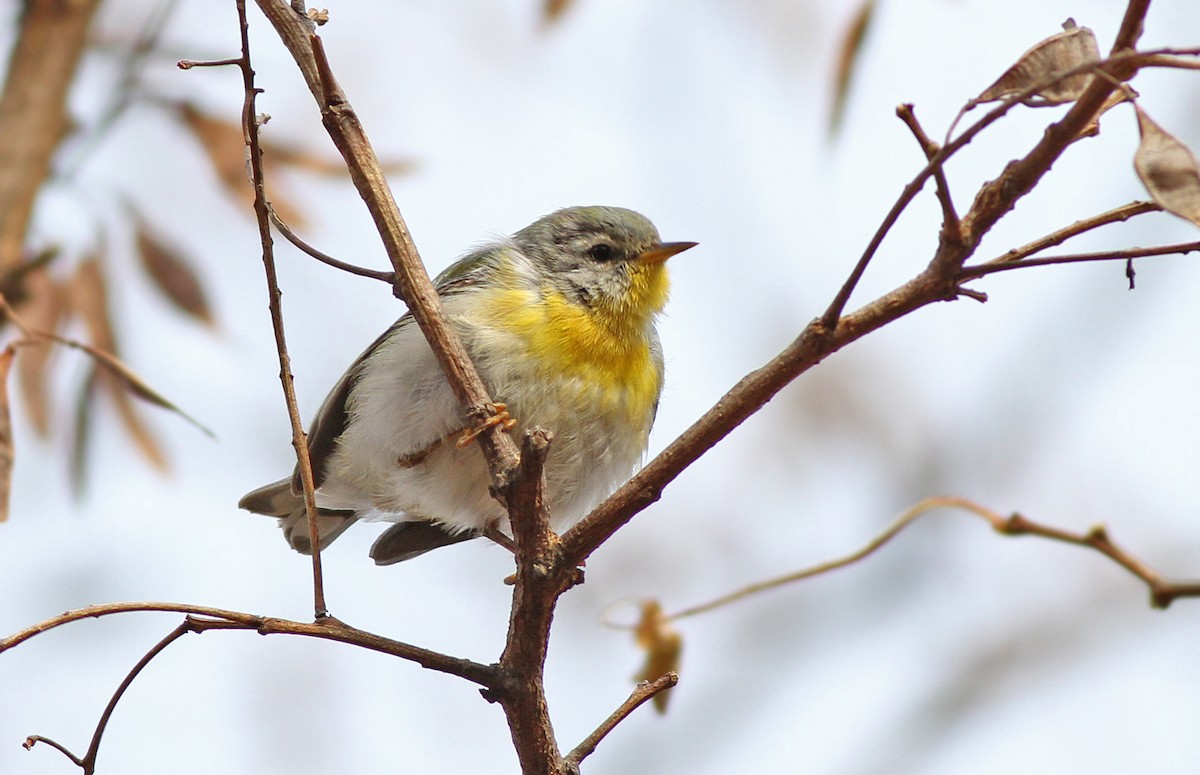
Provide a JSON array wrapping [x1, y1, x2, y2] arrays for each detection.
[[3, 1, 1200, 773]]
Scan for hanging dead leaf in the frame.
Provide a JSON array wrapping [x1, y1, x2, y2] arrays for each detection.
[[1133, 105, 1200, 227], [633, 600, 683, 713], [174, 101, 307, 228], [70, 257, 115, 352], [69, 369, 98, 495], [69, 258, 169, 471], [978, 19, 1101, 105], [1076, 87, 1137, 140], [544, 0, 572, 23], [0, 346, 16, 521], [134, 220, 215, 326], [829, 0, 875, 136], [14, 268, 65, 437]]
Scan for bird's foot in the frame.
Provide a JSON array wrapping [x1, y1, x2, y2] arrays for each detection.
[[456, 402, 517, 447]]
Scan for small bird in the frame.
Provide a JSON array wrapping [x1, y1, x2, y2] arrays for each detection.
[[239, 206, 695, 564]]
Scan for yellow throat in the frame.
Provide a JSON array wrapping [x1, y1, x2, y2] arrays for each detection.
[[484, 262, 668, 419]]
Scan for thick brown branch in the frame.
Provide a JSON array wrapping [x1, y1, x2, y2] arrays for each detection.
[[562, 268, 952, 565], [0, 0, 101, 270], [493, 429, 571, 775]]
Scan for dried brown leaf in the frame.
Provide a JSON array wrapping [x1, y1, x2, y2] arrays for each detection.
[[0, 346, 16, 521], [135, 220, 215, 326], [544, 0, 572, 23], [979, 19, 1100, 105], [14, 268, 64, 437], [829, 0, 875, 136], [71, 259, 169, 470], [633, 600, 683, 713], [175, 100, 307, 228], [1077, 87, 1136, 139], [69, 369, 98, 494], [1134, 105, 1200, 227], [100, 368, 169, 472]]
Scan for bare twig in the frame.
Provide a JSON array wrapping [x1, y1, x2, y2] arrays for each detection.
[[23, 735, 83, 767], [268, 205, 395, 282], [897, 103, 961, 242], [987, 200, 1161, 264], [564, 673, 679, 768], [667, 496, 1200, 621], [961, 240, 1200, 279], [230, 0, 328, 618], [0, 601, 499, 684], [68, 624, 191, 774]]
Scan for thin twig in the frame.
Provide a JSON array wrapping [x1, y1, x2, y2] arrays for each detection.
[[986, 201, 1161, 264], [896, 103, 961, 240], [564, 673, 679, 768], [23, 735, 83, 767], [667, 496, 1200, 621], [1, 601, 499, 684], [74, 623, 190, 774], [268, 205, 394, 282], [232, 0, 328, 618], [961, 240, 1200, 279], [176, 57, 242, 69]]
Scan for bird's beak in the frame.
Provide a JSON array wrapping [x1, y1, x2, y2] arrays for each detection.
[[638, 241, 698, 265]]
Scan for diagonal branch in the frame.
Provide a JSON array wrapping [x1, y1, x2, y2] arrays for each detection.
[[251, 1, 520, 482], [564, 673, 679, 769], [564, 2, 1168, 567]]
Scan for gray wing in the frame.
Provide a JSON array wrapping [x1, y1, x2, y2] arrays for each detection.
[[298, 243, 509, 492], [293, 317, 410, 493]]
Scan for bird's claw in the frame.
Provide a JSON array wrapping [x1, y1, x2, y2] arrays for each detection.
[[457, 402, 517, 447]]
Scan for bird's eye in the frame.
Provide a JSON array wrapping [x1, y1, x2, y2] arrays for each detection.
[[588, 243, 616, 262]]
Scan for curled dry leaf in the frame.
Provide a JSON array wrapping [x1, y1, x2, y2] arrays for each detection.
[[14, 268, 65, 437], [1133, 105, 1200, 227], [134, 219, 215, 326], [0, 346, 15, 522], [633, 600, 683, 713], [829, 0, 875, 136], [978, 19, 1100, 105]]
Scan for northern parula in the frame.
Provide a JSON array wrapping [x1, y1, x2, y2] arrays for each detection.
[[239, 206, 696, 564]]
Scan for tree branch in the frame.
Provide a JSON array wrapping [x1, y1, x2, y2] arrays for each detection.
[[563, 2, 1170, 567], [0, 0, 102, 270], [228, 0, 329, 618], [667, 496, 1200, 621], [986, 200, 1161, 264], [250, 0, 521, 484], [0, 601, 500, 685], [564, 673, 679, 769]]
